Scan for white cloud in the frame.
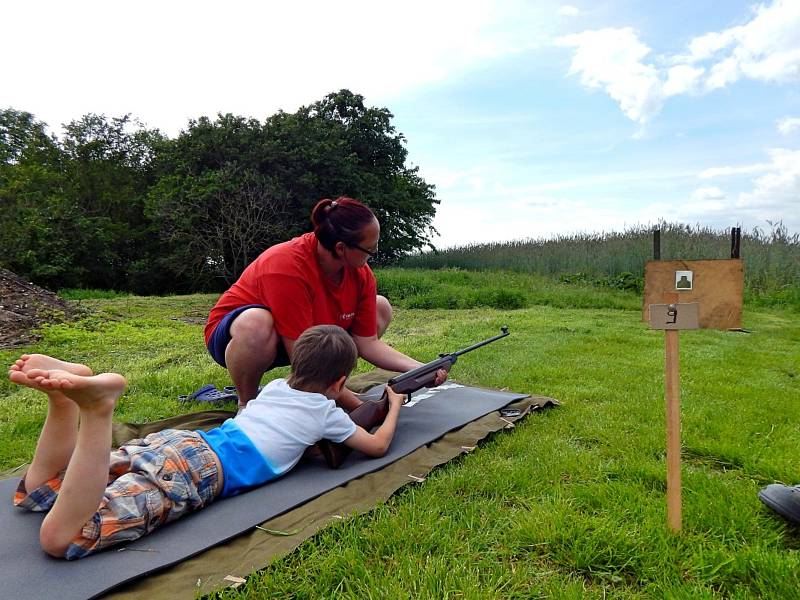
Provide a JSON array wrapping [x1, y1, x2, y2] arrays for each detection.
[[428, 152, 799, 247], [663, 65, 705, 97], [692, 186, 727, 201], [558, 5, 580, 17], [778, 117, 800, 134], [432, 192, 625, 248], [555, 28, 663, 123], [703, 57, 738, 90], [684, 29, 739, 63], [557, 0, 800, 124], [678, 0, 800, 89], [737, 148, 800, 210], [699, 163, 772, 178], [687, 186, 728, 214], [679, 148, 800, 230], [426, 163, 698, 247], [2, 0, 556, 135]]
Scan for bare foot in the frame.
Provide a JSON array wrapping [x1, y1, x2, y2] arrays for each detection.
[[10, 354, 92, 377], [9, 369, 64, 395], [22, 369, 126, 414]]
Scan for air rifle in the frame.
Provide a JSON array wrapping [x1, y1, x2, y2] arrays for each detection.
[[318, 327, 510, 468], [388, 325, 510, 404]]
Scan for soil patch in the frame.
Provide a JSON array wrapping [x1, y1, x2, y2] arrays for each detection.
[[0, 268, 76, 348]]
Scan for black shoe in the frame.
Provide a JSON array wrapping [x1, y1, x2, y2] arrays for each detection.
[[758, 484, 800, 525]]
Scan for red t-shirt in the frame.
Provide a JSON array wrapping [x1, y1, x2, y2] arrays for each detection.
[[204, 233, 378, 344]]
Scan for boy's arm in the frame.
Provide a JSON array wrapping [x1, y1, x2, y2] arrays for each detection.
[[342, 387, 404, 457]]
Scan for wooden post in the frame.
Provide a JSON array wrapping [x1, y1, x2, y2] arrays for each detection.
[[653, 229, 661, 260], [730, 227, 741, 259], [649, 302, 698, 532], [665, 329, 681, 531]]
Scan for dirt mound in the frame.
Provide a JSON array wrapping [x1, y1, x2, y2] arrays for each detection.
[[0, 268, 76, 348]]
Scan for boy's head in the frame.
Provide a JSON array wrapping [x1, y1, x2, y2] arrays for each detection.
[[287, 325, 358, 394]]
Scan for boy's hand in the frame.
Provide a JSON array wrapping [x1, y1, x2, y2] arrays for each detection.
[[432, 368, 449, 387], [386, 386, 405, 408]]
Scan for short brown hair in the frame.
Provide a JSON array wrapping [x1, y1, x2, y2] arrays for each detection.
[[287, 325, 358, 391]]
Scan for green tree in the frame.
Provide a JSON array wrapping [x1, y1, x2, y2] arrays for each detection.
[[145, 114, 291, 291], [60, 114, 165, 291], [148, 163, 292, 289], [0, 110, 165, 292], [0, 109, 79, 288], [2, 91, 439, 293], [264, 90, 438, 262], [148, 89, 438, 289]]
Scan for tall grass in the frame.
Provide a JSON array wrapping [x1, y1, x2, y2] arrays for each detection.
[[401, 222, 800, 308]]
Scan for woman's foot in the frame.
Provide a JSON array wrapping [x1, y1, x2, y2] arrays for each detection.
[[22, 369, 126, 415]]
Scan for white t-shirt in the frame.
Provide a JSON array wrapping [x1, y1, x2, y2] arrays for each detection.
[[232, 378, 357, 475]]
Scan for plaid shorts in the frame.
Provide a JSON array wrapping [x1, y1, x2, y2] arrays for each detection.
[[14, 429, 223, 560]]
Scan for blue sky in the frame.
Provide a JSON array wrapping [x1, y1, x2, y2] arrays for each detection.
[[4, 0, 798, 247]]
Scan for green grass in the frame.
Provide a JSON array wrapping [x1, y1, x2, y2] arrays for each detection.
[[1, 274, 799, 598], [401, 222, 800, 310], [376, 268, 642, 311], [58, 288, 133, 300]]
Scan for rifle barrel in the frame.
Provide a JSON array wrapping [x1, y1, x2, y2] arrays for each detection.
[[452, 327, 509, 357]]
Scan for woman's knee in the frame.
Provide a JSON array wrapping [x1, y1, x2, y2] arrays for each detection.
[[376, 295, 393, 337], [229, 308, 277, 346]]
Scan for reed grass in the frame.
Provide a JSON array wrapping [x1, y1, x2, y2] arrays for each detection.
[[401, 222, 800, 309]]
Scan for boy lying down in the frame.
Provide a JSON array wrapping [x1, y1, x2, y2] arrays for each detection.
[[8, 324, 404, 560]]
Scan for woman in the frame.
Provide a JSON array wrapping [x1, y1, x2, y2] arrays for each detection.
[[204, 196, 446, 410]]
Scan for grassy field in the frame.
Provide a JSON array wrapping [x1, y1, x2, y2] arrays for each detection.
[[2, 272, 799, 598], [401, 222, 800, 310]]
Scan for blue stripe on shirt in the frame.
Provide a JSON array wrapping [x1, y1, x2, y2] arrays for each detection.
[[198, 419, 279, 497]]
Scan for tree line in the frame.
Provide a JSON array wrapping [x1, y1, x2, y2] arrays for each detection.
[[0, 90, 438, 294]]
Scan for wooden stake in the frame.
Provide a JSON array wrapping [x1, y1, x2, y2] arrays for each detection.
[[650, 302, 697, 531], [665, 329, 681, 531]]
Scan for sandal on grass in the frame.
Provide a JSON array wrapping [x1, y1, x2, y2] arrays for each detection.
[[758, 483, 800, 525], [178, 384, 238, 405], [223, 385, 265, 403]]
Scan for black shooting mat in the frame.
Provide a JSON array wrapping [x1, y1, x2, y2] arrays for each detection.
[[0, 383, 528, 600]]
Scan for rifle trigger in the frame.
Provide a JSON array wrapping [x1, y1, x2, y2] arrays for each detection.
[[405, 393, 412, 405]]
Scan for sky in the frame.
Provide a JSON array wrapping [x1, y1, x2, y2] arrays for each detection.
[[3, 0, 799, 248]]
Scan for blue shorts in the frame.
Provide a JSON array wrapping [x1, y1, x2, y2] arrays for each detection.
[[206, 304, 290, 369]]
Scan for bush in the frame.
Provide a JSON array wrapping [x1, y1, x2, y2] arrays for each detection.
[[481, 289, 526, 309], [559, 272, 643, 294], [376, 268, 528, 311]]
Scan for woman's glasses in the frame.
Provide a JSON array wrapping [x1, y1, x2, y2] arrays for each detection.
[[349, 243, 378, 257]]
